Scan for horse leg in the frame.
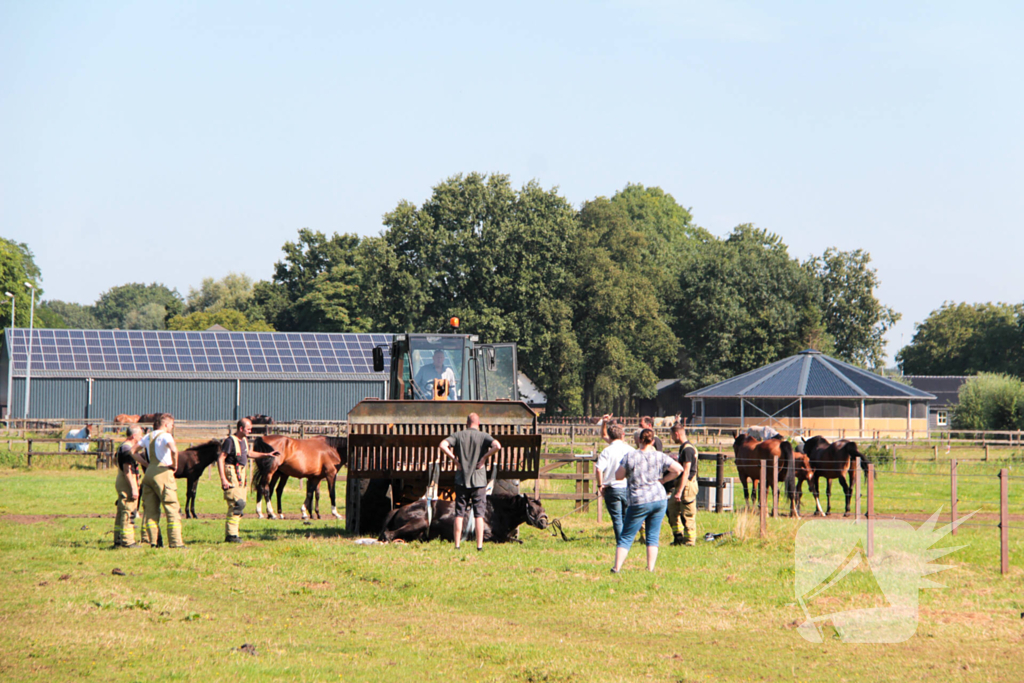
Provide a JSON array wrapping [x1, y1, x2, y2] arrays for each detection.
[[188, 478, 198, 519], [740, 477, 751, 512], [303, 479, 317, 520], [328, 470, 341, 520], [840, 473, 853, 517], [314, 479, 321, 519], [812, 475, 824, 516], [825, 479, 833, 516], [275, 475, 288, 519]]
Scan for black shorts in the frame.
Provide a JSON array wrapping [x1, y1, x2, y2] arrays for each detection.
[[455, 485, 487, 518]]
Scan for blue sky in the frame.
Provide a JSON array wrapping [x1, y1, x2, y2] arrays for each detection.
[[2, 1, 1021, 361]]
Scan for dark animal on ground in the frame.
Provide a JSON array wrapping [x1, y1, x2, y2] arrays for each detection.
[[114, 414, 140, 425], [378, 494, 549, 543], [173, 440, 223, 519], [732, 433, 799, 513], [250, 435, 346, 520], [64, 425, 93, 452], [800, 435, 871, 516]]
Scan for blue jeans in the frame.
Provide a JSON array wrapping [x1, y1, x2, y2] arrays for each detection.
[[617, 498, 668, 550], [602, 487, 630, 545]]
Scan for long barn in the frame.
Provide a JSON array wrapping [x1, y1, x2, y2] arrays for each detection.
[[1, 328, 392, 422]]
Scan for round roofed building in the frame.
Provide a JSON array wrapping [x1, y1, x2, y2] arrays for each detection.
[[685, 349, 935, 439]]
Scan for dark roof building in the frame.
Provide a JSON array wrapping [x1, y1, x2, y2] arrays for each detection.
[[685, 349, 934, 438], [2, 328, 392, 422], [903, 375, 970, 429]]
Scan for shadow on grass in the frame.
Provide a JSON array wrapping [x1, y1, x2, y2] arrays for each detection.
[[248, 525, 353, 542]]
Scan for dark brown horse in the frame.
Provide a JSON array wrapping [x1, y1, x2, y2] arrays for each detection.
[[799, 436, 871, 516], [251, 435, 346, 520], [733, 434, 802, 514], [378, 494, 549, 543], [173, 439, 223, 519]]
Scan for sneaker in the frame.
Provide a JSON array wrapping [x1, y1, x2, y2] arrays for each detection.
[[225, 535, 241, 544], [609, 567, 619, 574], [120, 543, 141, 549]]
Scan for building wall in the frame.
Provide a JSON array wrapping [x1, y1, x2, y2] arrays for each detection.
[[8, 377, 385, 422], [691, 416, 931, 439], [239, 380, 385, 421]]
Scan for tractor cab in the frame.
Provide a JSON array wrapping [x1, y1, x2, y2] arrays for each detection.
[[375, 333, 519, 402]]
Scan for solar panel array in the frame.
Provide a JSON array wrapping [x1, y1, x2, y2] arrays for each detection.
[[6, 329, 392, 374]]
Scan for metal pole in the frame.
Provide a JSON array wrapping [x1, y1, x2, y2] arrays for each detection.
[[866, 464, 875, 558], [759, 460, 767, 537], [772, 456, 779, 518], [23, 284, 35, 420], [950, 458, 958, 537], [855, 456, 861, 521], [715, 453, 724, 513], [999, 469, 1009, 575]]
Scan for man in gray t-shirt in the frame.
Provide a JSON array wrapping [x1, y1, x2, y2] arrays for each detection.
[[439, 413, 502, 550]]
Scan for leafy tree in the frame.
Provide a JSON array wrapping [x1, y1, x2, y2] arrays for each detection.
[[93, 283, 183, 329], [805, 248, 900, 368], [364, 173, 584, 412], [573, 198, 679, 413], [896, 302, 1022, 376], [184, 273, 255, 314], [43, 300, 100, 329], [251, 229, 367, 332], [0, 238, 43, 328], [673, 225, 825, 390], [953, 373, 1024, 431], [167, 309, 274, 332]]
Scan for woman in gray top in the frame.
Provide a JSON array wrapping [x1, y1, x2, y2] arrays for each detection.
[[611, 428, 684, 573]]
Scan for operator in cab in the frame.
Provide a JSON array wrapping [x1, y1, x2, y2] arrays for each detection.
[[414, 349, 457, 400]]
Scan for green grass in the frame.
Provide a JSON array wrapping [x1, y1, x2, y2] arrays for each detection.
[[1, 468, 1023, 682]]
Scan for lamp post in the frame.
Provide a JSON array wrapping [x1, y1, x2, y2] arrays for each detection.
[[23, 282, 35, 420], [4, 292, 12, 424]]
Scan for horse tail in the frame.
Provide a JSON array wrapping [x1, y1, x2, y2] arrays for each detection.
[[856, 445, 875, 480], [250, 453, 278, 493], [780, 440, 795, 501]]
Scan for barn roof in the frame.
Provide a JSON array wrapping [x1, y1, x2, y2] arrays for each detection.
[[903, 375, 970, 408], [2, 328, 391, 381], [686, 349, 936, 400]]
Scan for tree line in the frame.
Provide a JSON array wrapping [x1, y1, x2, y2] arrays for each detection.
[[2, 174, 900, 414]]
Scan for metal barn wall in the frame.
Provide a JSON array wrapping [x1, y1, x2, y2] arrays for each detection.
[[91, 379, 236, 422], [9, 378, 89, 419], [239, 380, 385, 422]]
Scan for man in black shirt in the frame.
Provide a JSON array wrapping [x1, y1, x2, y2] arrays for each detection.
[[633, 416, 664, 452], [668, 422, 699, 546], [439, 413, 502, 550], [218, 418, 251, 543]]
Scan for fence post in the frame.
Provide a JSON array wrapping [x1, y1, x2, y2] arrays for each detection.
[[855, 456, 861, 521], [594, 447, 602, 523], [787, 448, 796, 517], [570, 424, 575, 445], [985, 444, 990, 462], [1000, 468, 1009, 576], [581, 458, 590, 514], [27, 439, 32, 468], [716, 453, 724, 514], [933, 445, 938, 462], [866, 464, 875, 558], [759, 460, 767, 538], [772, 456, 779, 518], [950, 458, 958, 536]]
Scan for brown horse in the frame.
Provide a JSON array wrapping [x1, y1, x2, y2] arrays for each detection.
[[173, 440, 223, 519], [732, 434, 802, 514], [799, 436, 871, 516], [250, 435, 346, 520]]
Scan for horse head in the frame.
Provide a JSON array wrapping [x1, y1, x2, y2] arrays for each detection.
[[519, 495, 549, 529]]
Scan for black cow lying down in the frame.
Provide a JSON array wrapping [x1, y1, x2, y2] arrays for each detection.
[[378, 494, 549, 543]]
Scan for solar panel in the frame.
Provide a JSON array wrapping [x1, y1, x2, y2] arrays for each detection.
[[6, 329, 392, 375]]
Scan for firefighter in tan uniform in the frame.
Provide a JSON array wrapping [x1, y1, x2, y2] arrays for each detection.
[[135, 414, 185, 548], [669, 422, 699, 546], [218, 418, 251, 543], [113, 426, 143, 547]]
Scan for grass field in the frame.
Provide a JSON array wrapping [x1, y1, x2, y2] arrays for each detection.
[[1, 463, 1023, 682]]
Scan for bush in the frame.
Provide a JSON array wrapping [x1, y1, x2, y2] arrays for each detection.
[[953, 373, 1024, 431]]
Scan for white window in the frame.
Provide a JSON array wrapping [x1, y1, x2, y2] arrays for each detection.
[[936, 410, 948, 427]]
